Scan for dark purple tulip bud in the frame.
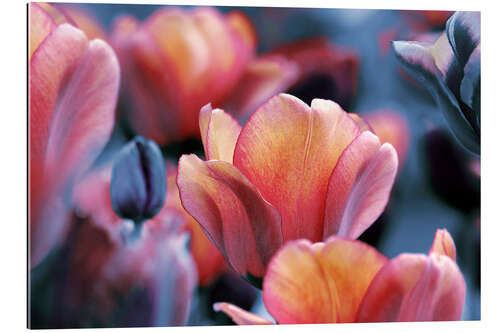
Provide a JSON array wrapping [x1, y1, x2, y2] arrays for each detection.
[[392, 11, 480, 155], [110, 136, 166, 224]]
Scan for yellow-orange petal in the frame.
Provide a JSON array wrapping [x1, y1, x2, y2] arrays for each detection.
[[357, 253, 466, 322], [324, 132, 398, 239], [226, 11, 257, 53], [177, 154, 282, 278], [364, 109, 410, 171], [29, 3, 57, 59], [36, 2, 75, 25], [262, 238, 388, 324], [233, 94, 359, 243], [214, 302, 273, 325], [199, 104, 241, 163], [429, 229, 457, 261]]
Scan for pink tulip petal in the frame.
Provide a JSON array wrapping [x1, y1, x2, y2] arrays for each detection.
[[357, 253, 466, 322], [72, 167, 121, 232], [145, 8, 251, 139], [223, 56, 299, 120], [29, 24, 119, 266], [112, 8, 254, 144], [177, 154, 282, 278], [263, 238, 388, 324], [57, 4, 107, 40], [324, 132, 398, 239], [429, 229, 457, 261], [150, 233, 198, 326], [44, 38, 119, 189], [29, 3, 57, 59], [163, 163, 226, 286], [199, 104, 241, 163], [233, 94, 359, 243], [213, 302, 273, 325]]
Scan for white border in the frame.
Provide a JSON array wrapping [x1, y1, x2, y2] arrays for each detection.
[[2, 0, 499, 332]]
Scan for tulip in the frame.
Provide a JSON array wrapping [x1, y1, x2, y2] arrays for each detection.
[[177, 93, 399, 282], [215, 228, 466, 324], [29, 4, 120, 267], [393, 11, 480, 154], [110, 136, 167, 225], [56, 166, 197, 327], [110, 7, 298, 145], [270, 37, 359, 110]]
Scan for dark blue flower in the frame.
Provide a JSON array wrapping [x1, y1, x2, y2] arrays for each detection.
[[110, 136, 167, 223], [393, 11, 480, 155]]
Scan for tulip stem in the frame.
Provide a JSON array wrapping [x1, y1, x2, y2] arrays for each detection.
[[131, 219, 144, 240]]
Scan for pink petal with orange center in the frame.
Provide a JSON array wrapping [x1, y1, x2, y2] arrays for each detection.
[[29, 3, 57, 59], [177, 154, 282, 278], [429, 228, 457, 261], [324, 132, 398, 239], [233, 94, 359, 243], [214, 302, 273, 325], [199, 104, 241, 163], [111, 8, 254, 144], [144, 7, 251, 137], [356, 253, 466, 322], [262, 238, 388, 324]]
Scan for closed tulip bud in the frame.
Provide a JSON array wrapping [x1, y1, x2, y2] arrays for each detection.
[[111, 136, 166, 224]]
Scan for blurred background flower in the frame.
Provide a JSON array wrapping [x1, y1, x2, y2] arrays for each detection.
[[29, 3, 119, 267], [31, 139, 197, 328], [110, 7, 297, 146]]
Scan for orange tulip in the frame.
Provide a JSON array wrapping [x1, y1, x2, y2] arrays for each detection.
[[215, 229, 466, 324], [29, 3, 119, 267], [177, 93, 399, 281], [110, 7, 298, 145]]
